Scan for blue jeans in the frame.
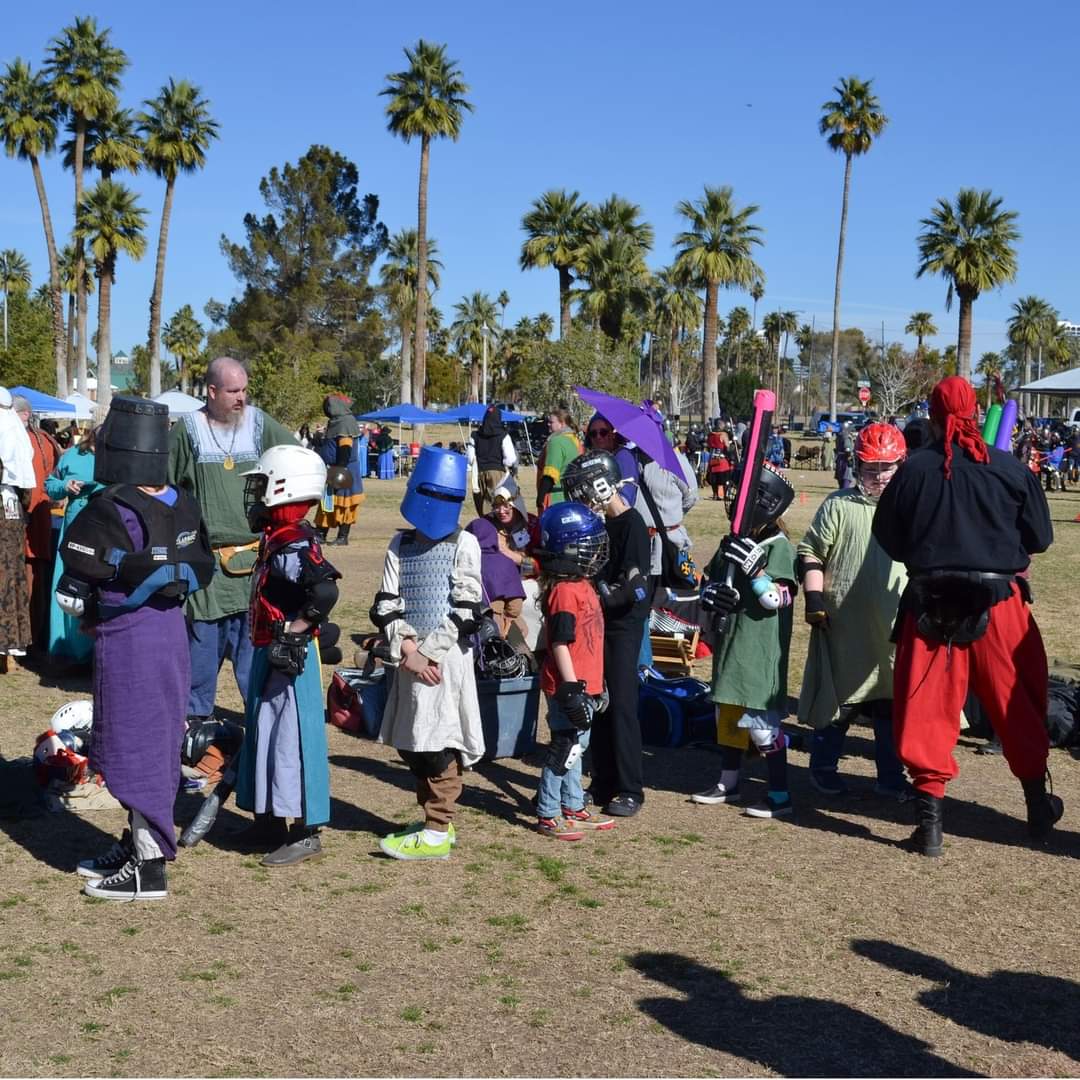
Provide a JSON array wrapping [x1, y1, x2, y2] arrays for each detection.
[[809, 699, 905, 790], [537, 695, 593, 819], [188, 612, 255, 716]]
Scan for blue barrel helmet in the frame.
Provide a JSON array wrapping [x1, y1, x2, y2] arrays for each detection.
[[537, 501, 609, 578], [401, 446, 468, 540]]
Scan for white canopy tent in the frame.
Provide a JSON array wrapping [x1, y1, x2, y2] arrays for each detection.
[[1019, 366, 1080, 394], [63, 392, 95, 420], [153, 389, 204, 416]]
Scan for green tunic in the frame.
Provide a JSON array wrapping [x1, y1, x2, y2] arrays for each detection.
[[796, 488, 907, 728], [707, 534, 796, 713], [168, 407, 296, 622]]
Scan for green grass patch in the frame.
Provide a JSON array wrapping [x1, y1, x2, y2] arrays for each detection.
[[487, 912, 528, 931], [578, 897, 603, 909], [120, 926, 139, 936], [81, 1022, 104, 1035], [536, 855, 566, 883], [499, 994, 520, 1008], [0, 894, 26, 908], [421, 939, 441, 953], [98, 986, 136, 1005], [400, 1005, 423, 1022]]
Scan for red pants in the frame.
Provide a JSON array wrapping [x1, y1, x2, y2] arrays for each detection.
[[893, 587, 1049, 799]]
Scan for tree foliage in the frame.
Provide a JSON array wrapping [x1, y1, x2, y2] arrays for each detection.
[[0, 289, 54, 389], [214, 144, 389, 424]]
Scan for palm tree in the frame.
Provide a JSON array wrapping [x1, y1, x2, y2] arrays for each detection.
[[73, 179, 147, 408], [725, 305, 751, 371], [496, 289, 509, 329], [820, 75, 888, 419], [381, 40, 472, 406], [451, 292, 499, 403], [62, 104, 142, 180], [673, 185, 764, 418], [520, 189, 591, 341], [916, 188, 1020, 380], [653, 265, 703, 404], [58, 243, 94, 385], [975, 351, 1003, 409], [46, 16, 127, 401], [162, 303, 204, 394], [139, 78, 219, 398], [749, 278, 764, 331], [905, 311, 937, 358], [575, 232, 651, 342], [591, 194, 655, 257], [534, 312, 554, 339], [0, 249, 31, 350], [1007, 296, 1055, 416], [0, 60, 68, 394], [379, 228, 443, 403]]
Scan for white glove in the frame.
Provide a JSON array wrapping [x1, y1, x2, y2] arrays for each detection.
[[56, 591, 85, 617]]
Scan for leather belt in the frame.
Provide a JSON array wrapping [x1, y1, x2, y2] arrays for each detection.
[[215, 540, 260, 576]]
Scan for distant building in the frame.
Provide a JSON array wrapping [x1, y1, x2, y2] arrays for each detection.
[[112, 350, 135, 391], [1059, 321, 1080, 338]]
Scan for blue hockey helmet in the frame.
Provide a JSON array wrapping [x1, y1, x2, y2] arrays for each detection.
[[401, 446, 467, 539], [537, 501, 609, 578]]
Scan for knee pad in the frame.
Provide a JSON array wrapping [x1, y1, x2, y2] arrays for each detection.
[[749, 727, 786, 755], [545, 732, 581, 776]]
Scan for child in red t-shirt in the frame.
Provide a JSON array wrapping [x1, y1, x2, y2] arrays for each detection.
[[535, 502, 614, 840]]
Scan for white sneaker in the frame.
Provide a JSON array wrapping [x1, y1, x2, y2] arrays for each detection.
[[691, 783, 741, 805]]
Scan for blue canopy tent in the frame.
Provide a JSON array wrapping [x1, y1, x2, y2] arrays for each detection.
[[354, 403, 448, 476], [9, 386, 76, 419], [434, 403, 536, 465]]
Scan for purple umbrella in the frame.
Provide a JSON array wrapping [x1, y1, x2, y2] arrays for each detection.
[[574, 386, 685, 477]]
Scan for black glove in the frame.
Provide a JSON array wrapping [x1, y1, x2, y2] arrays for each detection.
[[555, 679, 592, 731], [597, 569, 649, 613], [268, 624, 310, 677], [700, 581, 740, 615], [720, 534, 767, 578], [804, 590, 829, 628]]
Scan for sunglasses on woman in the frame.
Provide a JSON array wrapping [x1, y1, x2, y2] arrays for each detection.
[[588, 427, 613, 438]]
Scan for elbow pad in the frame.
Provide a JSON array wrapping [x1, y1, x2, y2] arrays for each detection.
[[370, 590, 404, 629], [300, 579, 339, 626], [795, 553, 822, 584], [449, 600, 485, 637]]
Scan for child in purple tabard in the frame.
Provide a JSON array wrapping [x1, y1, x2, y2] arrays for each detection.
[[56, 398, 213, 901]]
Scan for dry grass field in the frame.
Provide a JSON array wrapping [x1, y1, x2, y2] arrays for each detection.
[[1, 439, 1079, 1078]]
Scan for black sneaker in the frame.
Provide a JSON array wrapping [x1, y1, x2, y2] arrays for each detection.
[[742, 795, 794, 819], [83, 856, 168, 902], [77, 830, 133, 880], [604, 794, 642, 818]]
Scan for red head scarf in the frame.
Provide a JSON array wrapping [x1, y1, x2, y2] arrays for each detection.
[[267, 501, 316, 528], [929, 376, 990, 479]]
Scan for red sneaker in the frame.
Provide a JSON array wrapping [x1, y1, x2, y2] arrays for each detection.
[[561, 806, 615, 830], [536, 817, 585, 841]]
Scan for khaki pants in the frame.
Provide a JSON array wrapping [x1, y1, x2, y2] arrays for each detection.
[[405, 754, 464, 828], [474, 469, 507, 516]]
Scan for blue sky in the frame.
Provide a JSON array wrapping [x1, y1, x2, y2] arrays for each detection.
[[3, 0, 1078, 368]]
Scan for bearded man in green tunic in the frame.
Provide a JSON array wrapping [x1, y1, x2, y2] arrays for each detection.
[[168, 357, 296, 721]]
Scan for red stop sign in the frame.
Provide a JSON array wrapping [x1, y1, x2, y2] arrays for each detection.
[[858, 386, 871, 404]]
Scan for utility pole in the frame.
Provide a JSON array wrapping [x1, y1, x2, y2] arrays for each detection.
[[481, 324, 489, 405]]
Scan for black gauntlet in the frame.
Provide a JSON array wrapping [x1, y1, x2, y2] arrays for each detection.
[[268, 622, 310, 677], [555, 679, 591, 731]]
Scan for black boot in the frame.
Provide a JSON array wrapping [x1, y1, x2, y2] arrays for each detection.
[[1022, 775, 1064, 839], [313, 527, 328, 543], [332, 524, 351, 546], [905, 792, 944, 857], [232, 813, 288, 851]]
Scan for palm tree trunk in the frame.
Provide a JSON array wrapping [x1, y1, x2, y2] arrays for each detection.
[[412, 134, 430, 406], [671, 326, 682, 413], [67, 293, 76, 387], [1022, 343, 1032, 418], [2, 292, 6, 350], [147, 176, 175, 399], [399, 317, 413, 404], [558, 265, 572, 340], [469, 356, 481, 402], [29, 155, 67, 396], [96, 259, 113, 410], [828, 152, 853, 421], [956, 294, 973, 382], [702, 280, 719, 418], [74, 117, 89, 399]]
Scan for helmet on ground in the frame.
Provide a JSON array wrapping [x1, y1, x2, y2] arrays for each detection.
[[478, 637, 530, 681], [537, 501, 609, 578], [855, 422, 906, 499], [401, 446, 467, 540], [182, 718, 245, 766], [725, 462, 794, 532], [242, 445, 327, 526], [561, 451, 622, 512], [33, 730, 89, 787], [49, 699, 93, 737]]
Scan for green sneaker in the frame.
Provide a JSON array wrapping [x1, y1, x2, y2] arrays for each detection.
[[384, 822, 457, 846], [380, 829, 453, 861]]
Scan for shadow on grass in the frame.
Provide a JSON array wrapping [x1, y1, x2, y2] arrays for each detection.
[[629, 950, 980, 1078], [853, 939, 1080, 1062], [0, 757, 118, 873]]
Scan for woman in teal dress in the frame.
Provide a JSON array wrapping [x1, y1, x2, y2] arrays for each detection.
[[45, 430, 101, 666]]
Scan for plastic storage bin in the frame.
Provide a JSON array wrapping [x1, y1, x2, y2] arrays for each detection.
[[477, 675, 540, 760]]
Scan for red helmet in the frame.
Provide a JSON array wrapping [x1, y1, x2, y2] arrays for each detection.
[[855, 422, 906, 464]]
